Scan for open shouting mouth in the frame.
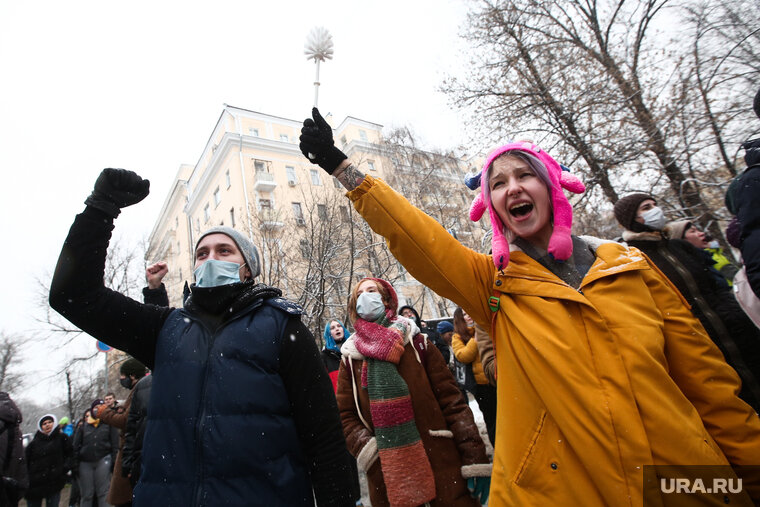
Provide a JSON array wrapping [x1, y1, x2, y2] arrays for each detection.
[[509, 202, 534, 218]]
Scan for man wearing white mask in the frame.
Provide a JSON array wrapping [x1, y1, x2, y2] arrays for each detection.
[[615, 193, 760, 412], [49, 168, 355, 507]]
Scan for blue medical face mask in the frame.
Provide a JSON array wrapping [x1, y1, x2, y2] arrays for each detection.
[[194, 259, 244, 288], [356, 292, 386, 321]]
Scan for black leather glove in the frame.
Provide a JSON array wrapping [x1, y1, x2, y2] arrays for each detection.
[[743, 138, 760, 169], [299, 107, 347, 174], [85, 168, 150, 218], [129, 460, 141, 487]]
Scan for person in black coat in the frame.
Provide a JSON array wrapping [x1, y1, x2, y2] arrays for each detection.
[[49, 168, 354, 506], [0, 392, 27, 507], [121, 374, 151, 489], [319, 319, 362, 506], [726, 86, 760, 300], [24, 414, 72, 507], [73, 407, 119, 507], [320, 319, 350, 393], [614, 193, 760, 413], [117, 263, 168, 492]]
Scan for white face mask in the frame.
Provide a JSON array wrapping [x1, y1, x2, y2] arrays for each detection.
[[193, 259, 243, 288], [356, 292, 385, 321], [640, 206, 666, 231], [708, 240, 720, 249]]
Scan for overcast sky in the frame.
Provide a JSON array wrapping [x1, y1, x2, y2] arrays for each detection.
[[0, 0, 475, 403]]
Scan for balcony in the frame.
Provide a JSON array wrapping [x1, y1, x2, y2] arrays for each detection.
[[258, 208, 284, 230], [254, 171, 277, 192]]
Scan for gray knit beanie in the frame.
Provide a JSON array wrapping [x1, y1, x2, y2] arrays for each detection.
[[194, 226, 261, 280]]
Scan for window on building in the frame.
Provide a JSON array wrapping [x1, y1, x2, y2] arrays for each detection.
[[213, 187, 221, 207], [317, 204, 327, 220], [333, 177, 342, 189], [310, 169, 321, 186], [300, 239, 310, 258], [259, 198, 272, 210], [179, 267, 182, 282], [225, 170, 231, 188], [286, 166, 297, 184], [292, 202, 304, 223], [340, 135, 347, 146], [249, 127, 259, 136], [254, 160, 266, 173], [203, 204, 210, 222], [230, 208, 235, 228], [359, 130, 368, 141], [175, 217, 179, 229], [367, 160, 376, 171], [280, 134, 289, 142], [340, 206, 349, 223]]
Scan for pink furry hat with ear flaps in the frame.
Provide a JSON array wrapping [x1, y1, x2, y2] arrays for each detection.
[[468, 141, 586, 270]]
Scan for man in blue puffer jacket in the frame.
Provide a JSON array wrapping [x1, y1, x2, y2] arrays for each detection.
[[49, 168, 354, 507]]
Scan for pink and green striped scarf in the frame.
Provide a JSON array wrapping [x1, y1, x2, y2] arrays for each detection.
[[353, 309, 435, 506]]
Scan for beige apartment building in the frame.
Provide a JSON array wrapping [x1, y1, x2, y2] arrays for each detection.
[[146, 104, 486, 337]]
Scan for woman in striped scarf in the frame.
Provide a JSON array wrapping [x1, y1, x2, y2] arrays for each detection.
[[336, 277, 491, 507]]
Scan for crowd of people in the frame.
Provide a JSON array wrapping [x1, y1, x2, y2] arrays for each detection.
[[1, 87, 751, 506], [0, 359, 155, 507]]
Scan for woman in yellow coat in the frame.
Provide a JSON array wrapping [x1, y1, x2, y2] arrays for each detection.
[[300, 108, 760, 506], [452, 307, 497, 446]]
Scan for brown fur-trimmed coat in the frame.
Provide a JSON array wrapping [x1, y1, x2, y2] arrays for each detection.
[[337, 318, 490, 507], [97, 389, 134, 505]]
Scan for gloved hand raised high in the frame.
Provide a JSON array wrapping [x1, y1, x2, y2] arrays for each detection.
[[85, 168, 150, 218], [299, 107, 347, 174]]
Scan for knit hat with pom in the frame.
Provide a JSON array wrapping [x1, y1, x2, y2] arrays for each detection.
[[467, 141, 585, 270]]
